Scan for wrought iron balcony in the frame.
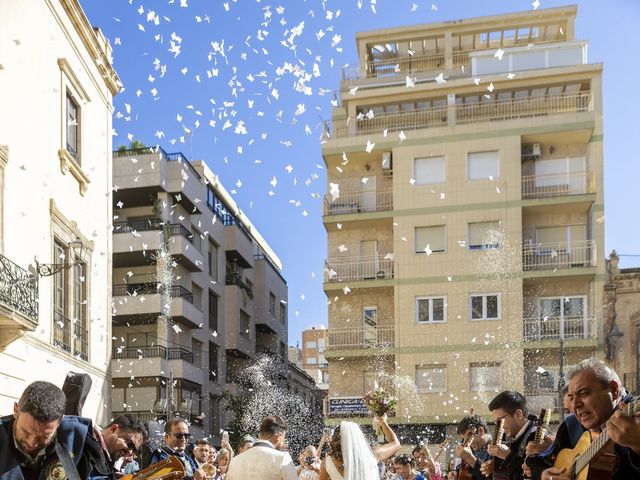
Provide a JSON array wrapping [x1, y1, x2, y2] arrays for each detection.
[[168, 347, 194, 363], [73, 322, 89, 361], [225, 273, 254, 299], [112, 345, 168, 359], [53, 311, 71, 353], [0, 252, 38, 322], [112, 283, 194, 303]]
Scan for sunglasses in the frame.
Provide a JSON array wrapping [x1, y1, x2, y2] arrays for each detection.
[[171, 433, 192, 440], [125, 440, 139, 453]]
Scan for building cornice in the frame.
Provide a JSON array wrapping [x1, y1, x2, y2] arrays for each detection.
[[55, 0, 121, 96]]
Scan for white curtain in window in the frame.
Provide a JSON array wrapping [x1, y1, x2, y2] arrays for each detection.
[[468, 151, 499, 180], [468, 221, 501, 247], [415, 225, 446, 252], [536, 226, 566, 244], [414, 157, 445, 184]]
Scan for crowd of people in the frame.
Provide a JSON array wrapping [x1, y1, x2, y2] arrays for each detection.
[[1, 357, 639, 480]]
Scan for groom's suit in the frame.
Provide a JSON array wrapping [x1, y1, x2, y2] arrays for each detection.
[[226, 440, 297, 480]]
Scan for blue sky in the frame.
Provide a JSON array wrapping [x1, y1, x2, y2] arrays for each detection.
[[82, 0, 640, 346]]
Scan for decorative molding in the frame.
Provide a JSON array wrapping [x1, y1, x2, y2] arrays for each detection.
[[57, 58, 90, 102], [49, 198, 94, 253], [58, 149, 90, 196]]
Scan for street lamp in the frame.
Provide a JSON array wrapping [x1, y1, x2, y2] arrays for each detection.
[[35, 239, 85, 277]]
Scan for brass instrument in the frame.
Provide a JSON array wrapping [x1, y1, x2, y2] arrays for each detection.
[[121, 456, 185, 480]]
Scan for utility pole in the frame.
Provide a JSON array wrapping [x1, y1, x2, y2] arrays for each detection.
[[557, 338, 565, 419]]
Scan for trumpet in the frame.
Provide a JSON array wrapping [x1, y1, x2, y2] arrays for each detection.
[[121, 456, 185, 480]]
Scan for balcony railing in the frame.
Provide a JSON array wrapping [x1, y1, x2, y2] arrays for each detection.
[[522, 240, 595, 271], [342, 52, 447, 81], [168, 347, 194, 363], [225, 273, 254, 299], [0, 252, 38, 321], [112, 345, 168, 359], [523, 316, 595, 341], [325, 255, 394, 283], [521, 171, 595, 199], [113, 146, 201, 180], [113, 217, 162, 233], [53, 311, 71, 353], [323, 187, 393, 215], [112, 410, 158, 423], [456, 91, 591, 125], [73, 322, 89, 361], [324, 91, 591, 140], [326, 326, 395, 350], [112, 283, 194, 303]]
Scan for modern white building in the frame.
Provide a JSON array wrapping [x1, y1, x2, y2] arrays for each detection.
[[0, 0, 120, 422]]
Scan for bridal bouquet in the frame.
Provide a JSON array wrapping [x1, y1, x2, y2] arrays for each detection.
[[363, 387, 397, 441]]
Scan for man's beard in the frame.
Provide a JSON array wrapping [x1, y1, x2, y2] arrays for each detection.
[[13, 422, 54, 456]]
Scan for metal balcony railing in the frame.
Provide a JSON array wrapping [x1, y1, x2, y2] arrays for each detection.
[[113, 146, 201, 180], [521, 171, 595, 199], [112, 410, 158, 423], [323, 187, 393, 215], [112, 345, 168, 359], [53, 311, 71, 353], [73, 322, 88, 361], [225, 273, 254, 299], [167, 347, 194, 363], [324, 255, 394, 283], [326, 326, 395, 350], [112, 283, 194, 303], [0, 253, 38, 321], [113, 218, 162, 233], [456, 91, 591, 125], [522, 240, 595, 271], [523, 316, 595, 341]]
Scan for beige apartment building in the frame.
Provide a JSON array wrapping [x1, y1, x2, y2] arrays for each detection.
[[111, 147, 289, 439], [302, 326, 330, 390], [0, 0, 119, 421], [322, 5, 604, 439]]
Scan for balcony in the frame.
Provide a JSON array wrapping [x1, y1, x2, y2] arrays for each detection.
[[325, 90, 591, 139], [522, 171, 595, 199], [323, 187, 393, 216], [112, 283, 202, 329], [326, 326, 395, 350], [324, 255, 394, 283], [523, 315, 596, 341], [112, 345, 167, 359], [111, 345, 201, 383], [522, 240, 595, 271], [225, 273, 254, 299], [0, 253, 38, 347]]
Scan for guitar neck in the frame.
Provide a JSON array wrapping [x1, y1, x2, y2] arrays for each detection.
[[534, 408, 551, 444]]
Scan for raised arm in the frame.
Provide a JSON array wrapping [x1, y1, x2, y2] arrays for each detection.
[[372, 415, 401, 462]]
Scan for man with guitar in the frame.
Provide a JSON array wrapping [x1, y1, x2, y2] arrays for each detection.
[[455, 415, 491, 480], [479, 391, 542, 480], [528, 358, 640, 480]]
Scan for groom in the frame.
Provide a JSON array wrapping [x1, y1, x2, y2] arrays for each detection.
[[226, 415, 297, 480]]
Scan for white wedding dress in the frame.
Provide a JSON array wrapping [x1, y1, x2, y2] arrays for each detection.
[[326, 422, 379, 480]]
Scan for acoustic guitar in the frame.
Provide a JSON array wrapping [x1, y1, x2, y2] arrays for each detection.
[[488, 418, 506, 480], [552, 399, 639, 480], [121, 456, 186, 480], [458, 427, 477, 480], [533, 408, 552, 445]]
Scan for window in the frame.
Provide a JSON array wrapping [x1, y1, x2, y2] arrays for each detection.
[[468, 221, 502, 250], [280, 302, 286, 324], [416, 296, 446, 323], [208, 241, 218, 280], [72, 261, 88, 361], [208, 292, 218, 331], [208, 342, 218, 382], [318, 353, 327, 364], [240, 311, 251, 338], [470, 363, 501, 392], [468, 151, 499, 180], [317, 338, 325, 352], [53, 242, 70, 353], [209, 395, 221, 433], [470, 294, 501, 320], [415, 225, 446, 253], [192, 339, 203, 368], [269, 292, 276, 316], [280, 341, 286, 360], [416, 365, 447, 393], [192, 284, 203, 311], [537, 297, 586, 339], [305, 341, 317, 349], [66, 92, 80, 162], [192, 228, 203, 252], [414, 156, 445, 185], [306, 357, 317, 364]]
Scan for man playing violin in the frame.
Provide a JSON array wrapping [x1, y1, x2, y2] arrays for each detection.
[[527, 358, 640, 480], [455, 415, 491, 480]]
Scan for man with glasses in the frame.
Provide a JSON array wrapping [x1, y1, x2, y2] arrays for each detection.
[[479, 390, 541, 480], [0, 380, 111, 480], [527, 358, 640, 480], [99, 414, 147, 474], [148, 417, 205, 480]]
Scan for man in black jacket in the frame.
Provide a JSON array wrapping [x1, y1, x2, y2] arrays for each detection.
[[528, 358, 640, 480], [480, 390, 540, 480]]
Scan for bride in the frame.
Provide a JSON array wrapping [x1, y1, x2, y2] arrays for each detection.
[[319, 415, 400, 480]]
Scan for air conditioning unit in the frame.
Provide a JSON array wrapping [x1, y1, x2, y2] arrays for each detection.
[[522, 143, 541, 159], [381, 152, 393, 170]]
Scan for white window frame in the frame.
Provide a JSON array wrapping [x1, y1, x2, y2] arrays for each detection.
[[469, 293, 501, 320], [415, 364, 448, 393], [414, 156, 446, 185], [305, 341, 317, 349], [416, 296, 447, 323], [467, 150, 500, 181], [415, 225, 447, 254]]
